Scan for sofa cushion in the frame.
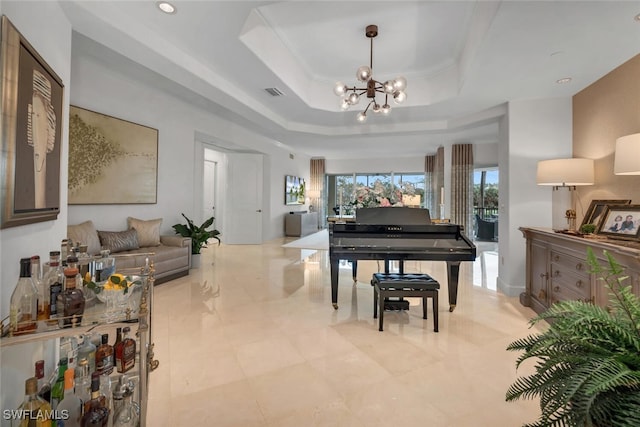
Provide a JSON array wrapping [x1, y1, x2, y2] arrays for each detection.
[[127, 217, 162, 247], [68, 220, 101, 255], [98, 229, 140, 253]]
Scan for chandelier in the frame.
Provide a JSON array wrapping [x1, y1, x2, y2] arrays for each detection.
[[333, 25, 407, 123]]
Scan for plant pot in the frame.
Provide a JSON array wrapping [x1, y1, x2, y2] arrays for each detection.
[[191, 253, 201, 269]]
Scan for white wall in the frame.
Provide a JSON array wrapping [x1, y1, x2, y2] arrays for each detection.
[[497, 97, 573, 297], [68, 41, 309, 242], [0, 0, 72, 415]]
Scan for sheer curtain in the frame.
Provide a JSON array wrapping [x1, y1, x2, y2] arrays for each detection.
[[310, 158, 325, 229], [425, 148, 444, 220], [451, 144, 474, 234]]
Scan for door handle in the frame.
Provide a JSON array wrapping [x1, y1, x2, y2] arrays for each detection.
[[256, 209, 262, 212]]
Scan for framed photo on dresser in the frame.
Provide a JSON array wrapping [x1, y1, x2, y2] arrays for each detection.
[[581, 199, 631, 231], [597, 204, 640, 241]]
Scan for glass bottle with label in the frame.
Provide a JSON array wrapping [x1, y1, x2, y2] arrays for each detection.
[[115, 327, 136, 373], [57, 267, 85, 328], [95, 333, 114, 376], [44, 251, 64, 326], [51, 357, 68, 410], [57, 368, 82, 427], [81, 373, 109, 427], [31, 255, 49, 322], [10, 258, 38, 336], [75, 358, 91, 407], [77, 334, 97, 374], [13, 377, 53, 427]]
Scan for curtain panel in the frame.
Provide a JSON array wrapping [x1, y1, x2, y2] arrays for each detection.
[[451, 144, 474, 235], [310, 158, 325, 228]]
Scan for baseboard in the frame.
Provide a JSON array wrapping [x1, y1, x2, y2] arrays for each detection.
[[497, 275, 524, 297]]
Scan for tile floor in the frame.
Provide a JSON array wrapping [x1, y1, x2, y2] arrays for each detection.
[[147, 236, 545, 426]]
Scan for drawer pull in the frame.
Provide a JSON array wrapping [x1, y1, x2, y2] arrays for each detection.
[[553, 255, 560, 262], [554, 270, 560, 277], [575, 263, 583, 271], [576, 280, 583, 288], [553, 286, 560, 292]]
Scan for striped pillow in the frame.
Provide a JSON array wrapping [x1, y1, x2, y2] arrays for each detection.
[[97, 229, 139, 253]]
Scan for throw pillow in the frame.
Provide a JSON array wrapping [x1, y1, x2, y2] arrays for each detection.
[[98, 229, 140, 253], [67, 220, 101, 255], [127, 217, 162, 247]]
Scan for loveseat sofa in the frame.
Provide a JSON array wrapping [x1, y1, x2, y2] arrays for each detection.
[[67, 217, 191, 284]]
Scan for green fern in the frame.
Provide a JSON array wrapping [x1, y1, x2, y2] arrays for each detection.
[[506, 248, 640, 427]]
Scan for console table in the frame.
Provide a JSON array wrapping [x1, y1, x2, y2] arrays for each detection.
[[285, 212, 318, 237], [519, 227, 640, 314]]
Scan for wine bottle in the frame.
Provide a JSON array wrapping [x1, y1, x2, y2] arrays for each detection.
[[10, 258, 38, 335]]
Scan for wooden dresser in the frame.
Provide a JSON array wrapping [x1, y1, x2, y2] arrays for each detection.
[[519, 227, 640, 314]]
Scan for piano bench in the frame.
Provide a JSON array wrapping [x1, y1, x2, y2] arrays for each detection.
[[371, 273, 440, 332]]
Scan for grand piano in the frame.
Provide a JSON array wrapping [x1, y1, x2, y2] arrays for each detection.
[[329, 207, 476, 311]]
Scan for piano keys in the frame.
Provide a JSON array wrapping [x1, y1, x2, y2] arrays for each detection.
[[328, 207, 476, 311]]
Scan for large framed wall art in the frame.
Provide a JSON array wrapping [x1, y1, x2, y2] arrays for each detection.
[[1, 16, 64, 229], [68, 106, 158, 204]]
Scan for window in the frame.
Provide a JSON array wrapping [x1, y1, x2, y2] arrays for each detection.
[[474, 168, 499, 219]]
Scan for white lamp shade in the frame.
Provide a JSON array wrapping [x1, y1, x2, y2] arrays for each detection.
[[614, 133, 640, 175], [537, 158, 594, 186]]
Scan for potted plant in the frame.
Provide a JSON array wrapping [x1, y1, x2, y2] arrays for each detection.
[[172, 213, 220, 268], [506, 248, 640, 427]]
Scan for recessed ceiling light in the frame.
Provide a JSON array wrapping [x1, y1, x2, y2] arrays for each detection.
[[635, 13, 640, 22], [157, 1, 176, 14], [556, 77, 572, 84]]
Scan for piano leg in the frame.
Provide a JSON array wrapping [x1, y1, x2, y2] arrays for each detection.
[[330, 256, 339, 309], [446, 261, 461, 312], [351, 261, 358, 282]]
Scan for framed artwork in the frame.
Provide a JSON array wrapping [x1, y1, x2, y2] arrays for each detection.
[[1, 16, 64, 229], [285, 175, 305, 205], [597, 204, 640, 240], [580, 199, 631, 230], [68, 106, 158, 204]]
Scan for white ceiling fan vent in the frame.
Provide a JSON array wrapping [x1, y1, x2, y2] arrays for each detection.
[[264, 87, 284, 97]]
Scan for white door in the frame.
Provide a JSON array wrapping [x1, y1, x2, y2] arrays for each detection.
[[226, 153, 263, 244], [203, 157, 217, 223]]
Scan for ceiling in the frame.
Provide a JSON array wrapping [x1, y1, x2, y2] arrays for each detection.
[[60, 1, 640, 160]]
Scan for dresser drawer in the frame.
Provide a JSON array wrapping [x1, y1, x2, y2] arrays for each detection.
[[550, 266, 590, 299], [549, 284, 591, 305], [549, 250, 589, 276]]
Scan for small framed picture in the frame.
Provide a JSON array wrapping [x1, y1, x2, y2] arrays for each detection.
[[581, 199, 631, 231], [597, 205, 640, 240]]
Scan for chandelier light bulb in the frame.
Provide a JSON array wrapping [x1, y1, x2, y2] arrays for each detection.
[[381, 104, 391, 115], [348, 92, 360, 105], [393, 76, 407, 91], [356, 112, 367, 123], [393, 91, 406, 104], [372, 103, 381, 114], [340, 98, 350, 110], [333, 82, 347, 96], [356, 66, 372, 82], [383, 80, 395, 94]]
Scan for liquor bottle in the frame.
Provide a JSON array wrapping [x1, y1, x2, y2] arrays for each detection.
[[75, 358, 92, 407], [95, 334, 114, 376], [31, 255, 49, 322], [61, 239, 69, 267], [51, 357, 68, 410], [35, 360, 46, 393], [10, 258, 38, 335], [112, 375, 138, 427], [13, 377, 53, 427], [99, 373, 113, 427], [44, 251, 64, 325], [114, 327, 135, 374], [60, 336, 79, 370], [38, 365, 57, 403], [57, 368, 82, 427], [81, 373, 109, 427], [77, 334, 97, 374], [57, 268, 85, 328]]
